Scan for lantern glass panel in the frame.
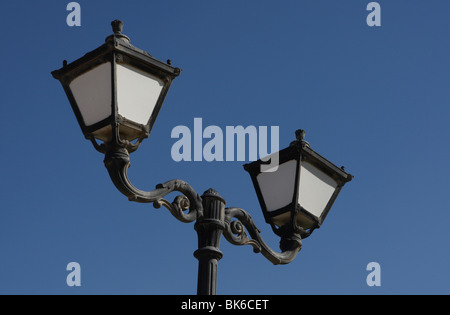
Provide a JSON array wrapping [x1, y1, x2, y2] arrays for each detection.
[[256, 159, 297, 212], [298, 161, 338, 218], [116, 63, 164, 126], [69, 62, 112, 126]]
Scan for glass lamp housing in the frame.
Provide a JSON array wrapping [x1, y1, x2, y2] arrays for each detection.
[[52, 20, 181, 143], [244, 134, 353, 234]]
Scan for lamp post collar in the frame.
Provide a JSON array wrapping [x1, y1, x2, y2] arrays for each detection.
[[202, 188, 226, 204]]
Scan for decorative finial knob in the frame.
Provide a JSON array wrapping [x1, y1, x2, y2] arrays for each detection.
[[111, 20, 124, 35], [291, 129, 310, 148], [106, 20, 130, 44], [295, 129, 306, 141]]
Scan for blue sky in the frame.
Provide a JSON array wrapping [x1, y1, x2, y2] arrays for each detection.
[[0, 0, 449, 295]]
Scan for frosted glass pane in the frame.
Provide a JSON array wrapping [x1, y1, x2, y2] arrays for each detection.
[[69, 62, 112, 126], [116, 64, 164, 125], [298, 162, 338, 218], [256, 160, 297, 212]]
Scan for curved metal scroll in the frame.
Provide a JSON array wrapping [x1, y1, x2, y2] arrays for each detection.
[[224, 207, 302, 265], [103, 145, 203, 223]]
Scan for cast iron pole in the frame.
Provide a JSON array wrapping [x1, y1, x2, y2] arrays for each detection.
[[194, 189, 226, 295]]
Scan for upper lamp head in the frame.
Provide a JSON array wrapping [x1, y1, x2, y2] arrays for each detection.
[[52, 20, 181, 147]]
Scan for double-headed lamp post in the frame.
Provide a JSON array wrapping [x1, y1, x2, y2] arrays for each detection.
[[52, 21, 353, 295]]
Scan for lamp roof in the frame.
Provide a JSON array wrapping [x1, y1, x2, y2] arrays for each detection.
[[52, 20, 181, 83]]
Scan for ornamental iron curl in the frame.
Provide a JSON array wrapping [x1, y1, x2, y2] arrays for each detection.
[[224, 207, 302, 265], [102, 130, 203, 222]]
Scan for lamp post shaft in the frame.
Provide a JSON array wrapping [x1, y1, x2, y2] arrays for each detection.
[[194, 189, 226, 295]]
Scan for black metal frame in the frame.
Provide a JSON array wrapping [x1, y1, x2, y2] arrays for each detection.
[[244, 130, 353, 238], [51, 20, 181, 150], [52, 21, 353, 295]]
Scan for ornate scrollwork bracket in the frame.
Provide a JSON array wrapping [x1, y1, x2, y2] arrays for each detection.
[[101, 133, 303, 294], [102, 136, 203, 223], [224, 207, 302, 265], [103, 141, 302, 266]]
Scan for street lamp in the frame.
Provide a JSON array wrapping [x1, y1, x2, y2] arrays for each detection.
[[244, 130, 353, 239], [52, 20, 181, 153], [51, 20, 353, 295]]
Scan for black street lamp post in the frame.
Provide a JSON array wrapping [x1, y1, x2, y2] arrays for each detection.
[[52, 21, 353, 295]]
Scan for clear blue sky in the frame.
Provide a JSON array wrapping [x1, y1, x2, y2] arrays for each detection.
[[0, 0, 449, 295]]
